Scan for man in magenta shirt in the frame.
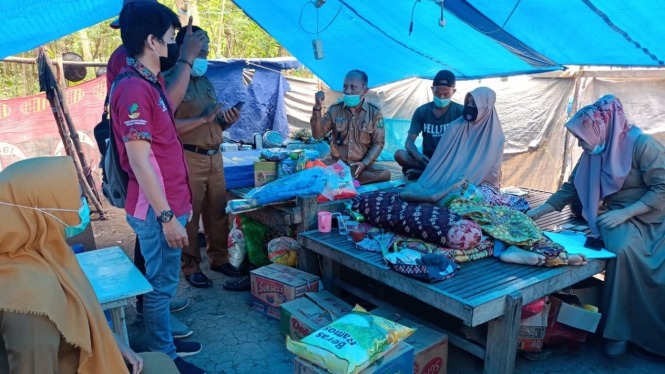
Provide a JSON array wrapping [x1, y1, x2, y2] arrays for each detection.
[[102, 0, 208, 349], [110, 2, 206, 373]]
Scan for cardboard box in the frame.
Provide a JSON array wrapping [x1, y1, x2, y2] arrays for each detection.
[[545, 295, 601, 344], [293, 342, 415, 374], [281, 291, 354, 341], [517, 301, 550, 352], [556, 300, 601, 333], [254, 161, 277, 187], [250, 264, 320, 320], [371, 307, 448, 374]]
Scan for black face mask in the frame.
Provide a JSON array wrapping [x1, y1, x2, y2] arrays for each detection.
[[159, 43, 180, 72], [463, 105, 478, 122]]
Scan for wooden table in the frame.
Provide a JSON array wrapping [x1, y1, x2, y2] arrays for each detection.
[[76, 246, 153, 344], [297, 188, 606, 374]]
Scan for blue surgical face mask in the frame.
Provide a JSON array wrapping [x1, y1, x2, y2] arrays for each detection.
[[65, 197, 91, 238], [343, 94, 362, 107], [433, 97, 451, 108], [191, 58, 208, 77], [588, 143, 606, 155], [0, 197, 90, 238]]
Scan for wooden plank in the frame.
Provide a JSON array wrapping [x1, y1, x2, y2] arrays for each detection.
[[234, 207, 293, 235], [458, 267, 548, 299], [334, 278, 486, 360], [438, 261, 516, 291], [448, 264, 542, 296], [298, 234, 474, 324], [467, 260, 605, 326], [484, 292, 522, 374]]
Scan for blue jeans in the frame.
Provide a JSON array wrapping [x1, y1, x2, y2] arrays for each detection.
[[127, 207, 187, 359]]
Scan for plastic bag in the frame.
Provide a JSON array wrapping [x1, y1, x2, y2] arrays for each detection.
[[247, 166, 348, 206], [286, 305, 415, 374], [440, 179, 486, 208], [228, 217, 246, 269], [317, 161, 358, 203], [240, 217, 272, 267], [260, 148, 290, 161], [267, 237, 299, 267], [226, 199, 259, 214]]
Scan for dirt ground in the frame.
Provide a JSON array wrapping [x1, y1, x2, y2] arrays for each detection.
[[90, 207, 665, 374]]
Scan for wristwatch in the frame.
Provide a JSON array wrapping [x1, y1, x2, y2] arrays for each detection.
[[157, 210, 175, 223]]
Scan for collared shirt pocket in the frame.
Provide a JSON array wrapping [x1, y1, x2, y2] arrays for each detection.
[[206, 88, 217, 101], [182, 91, 196, 103], [359, 121, 374, 144]]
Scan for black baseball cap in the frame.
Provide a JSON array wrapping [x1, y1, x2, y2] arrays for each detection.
[[433, 70, 456, 87], [109, 0, 157, 29]]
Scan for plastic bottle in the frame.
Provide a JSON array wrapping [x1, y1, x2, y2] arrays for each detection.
[[254, 133, 263, 150]]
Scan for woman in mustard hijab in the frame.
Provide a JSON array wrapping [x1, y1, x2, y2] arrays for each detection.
[[0, 157, 178, 374]]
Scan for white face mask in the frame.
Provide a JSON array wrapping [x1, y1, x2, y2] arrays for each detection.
[[191, 58, 208, 77], [588, 143, 606, 155]]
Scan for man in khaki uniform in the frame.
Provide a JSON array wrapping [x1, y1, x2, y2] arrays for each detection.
[[164, 26, 241, 288], [310, 70, 390, 184]]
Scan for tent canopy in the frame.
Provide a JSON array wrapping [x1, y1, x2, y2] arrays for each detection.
[[2, 0, 664, 90], [1, 0, 120, 59], [234, 0, 665, 90]]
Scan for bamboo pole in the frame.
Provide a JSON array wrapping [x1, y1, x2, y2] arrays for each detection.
[[1, 56, 107, 67], [54, 71, 104, 204], [558, 69, 584, 187], [51, 89, 106, 219], [36, 47, 106, 219], [45, 50, 103, 205], [217, 0, 227, 58]]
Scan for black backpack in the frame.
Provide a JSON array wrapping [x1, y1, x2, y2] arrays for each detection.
[[101, 71, 173, 208]]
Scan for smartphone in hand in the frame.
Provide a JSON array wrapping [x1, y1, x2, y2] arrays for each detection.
[[233, 101, 246, 110]]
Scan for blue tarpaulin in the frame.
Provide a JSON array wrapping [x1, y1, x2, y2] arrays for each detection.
[[233, 0, 665, 90], [206, 58, 302, 142], [2, 0, 664, 90], [1, 0, 120, 59]]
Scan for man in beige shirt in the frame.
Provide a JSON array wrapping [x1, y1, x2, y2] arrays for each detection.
[[164, 26, 240, 289], [310, 70, 390, 184]]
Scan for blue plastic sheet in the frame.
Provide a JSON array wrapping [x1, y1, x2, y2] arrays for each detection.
[[206, 59, 302, 142], [244, 167, 330, 205], [234, 0, 665, 90], [378, 118, 422, 162], [3, 0, 665, 89]]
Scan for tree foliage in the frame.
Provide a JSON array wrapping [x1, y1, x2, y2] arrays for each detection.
[[0, 0, 311, 100]]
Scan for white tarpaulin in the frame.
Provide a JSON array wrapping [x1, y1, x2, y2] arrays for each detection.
[[283, 70, 665, 192]]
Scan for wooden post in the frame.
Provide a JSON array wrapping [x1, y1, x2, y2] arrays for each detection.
[[296, 195, 318, 232], [296, 195, 320, 275], [484, 292, 523, 374], [321, 256, 341, 294]]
